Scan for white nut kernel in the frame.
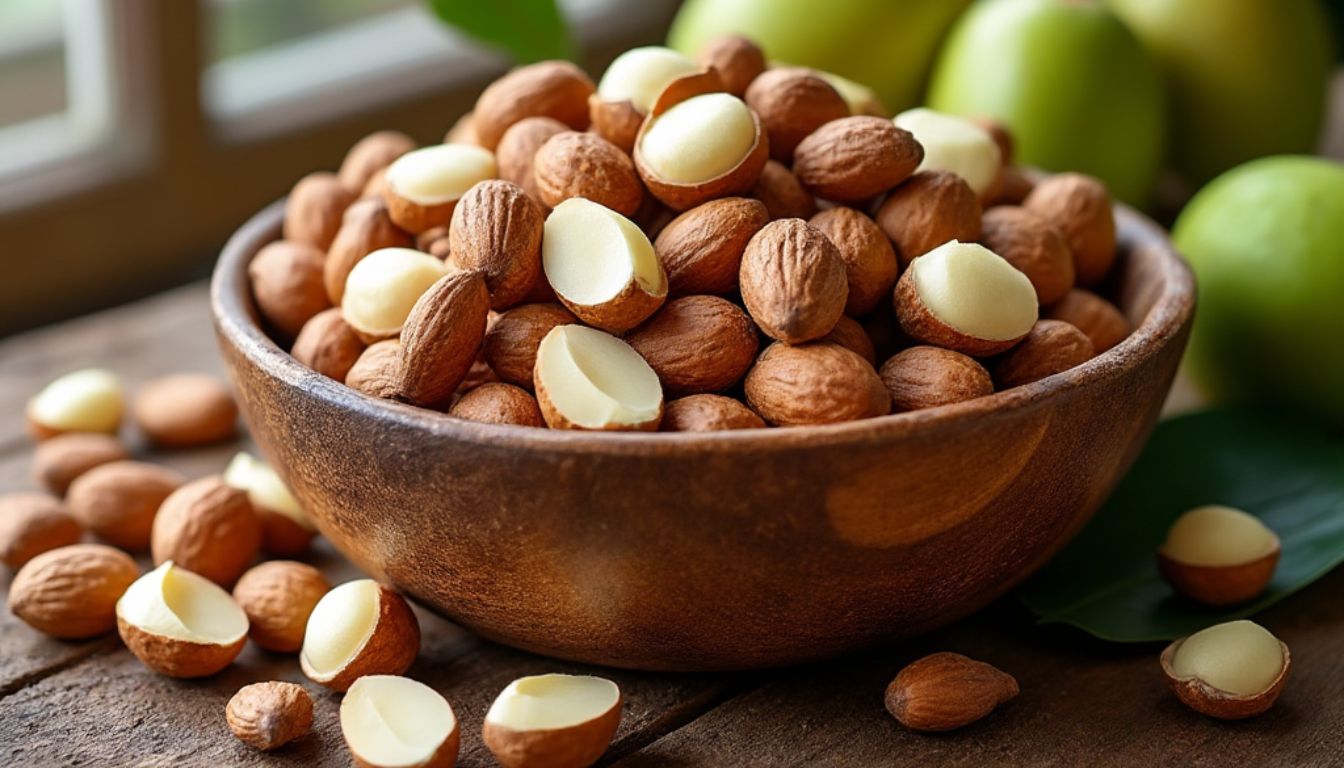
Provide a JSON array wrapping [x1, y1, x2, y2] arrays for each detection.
[[894, 108, 1001, 197], [483, 673, 622, 768], [534, 325, 663, 431], [27, 369, 124, 438], [341, 248, 448, 340], [385, 144, 497, 206], [1161, 506, 1277, 567], [223, 452, 312, 531], [639, 93, 756, 184], [597, 46, 700, 114], [911, 241, 1037, 342], [341, 675, 459, 768], [542, 198, 666, 332], [1170, 620, 1285, 697]]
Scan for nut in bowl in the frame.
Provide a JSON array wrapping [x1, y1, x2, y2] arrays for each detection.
[[211, 38, 1194, 671]]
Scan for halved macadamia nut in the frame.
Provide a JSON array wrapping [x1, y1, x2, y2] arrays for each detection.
[[894, 241, 1038, 357], [26, 368, 124, 440], [300, 579, 421, 691], [341, 248, 449, 342], [1158, 505, 1280, 606], [1161, 620, 1290, 719], [533, 325, 663, 431], [635, 92, 767, 211], [116, 561, 249, 678], [893, 108, 1002, 199], [382, 144, 497, 233], [598, 46, 701, 115], [342, 675, 460, 768], [482, 674, 622, 768], [542, 198, 667, 332], [224, 451, 316, 557]]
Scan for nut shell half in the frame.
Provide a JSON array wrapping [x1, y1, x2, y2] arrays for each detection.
[[1157, 541, 1281, 607], [1160, 636, 1290, 720]]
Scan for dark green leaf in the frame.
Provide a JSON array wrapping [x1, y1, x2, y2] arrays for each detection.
[[427, 0, 573, 63], [1019, 408, 1344, 643]]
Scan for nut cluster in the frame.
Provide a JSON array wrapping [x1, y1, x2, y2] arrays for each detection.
[[251, 37, 1131, 433]]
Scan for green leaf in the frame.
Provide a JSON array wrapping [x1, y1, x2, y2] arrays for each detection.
[[1019, 408, 1344, 643], [427, 0, 573, 63]]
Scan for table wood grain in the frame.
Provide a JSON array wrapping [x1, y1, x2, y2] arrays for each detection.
[[1, 283, 1341, 766]]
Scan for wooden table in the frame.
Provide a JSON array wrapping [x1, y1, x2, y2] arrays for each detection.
[[1, 284, 1341, 766]]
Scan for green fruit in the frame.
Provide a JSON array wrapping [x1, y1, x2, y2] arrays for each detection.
[[1107, 0, 1334, 186], [1173, 156, 1344, 423], [667, 0, 973, 114], [926, 0, 1166, 205]]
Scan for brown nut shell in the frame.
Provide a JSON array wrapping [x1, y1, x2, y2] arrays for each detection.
[[885, 652, 1019, 732], [150, 476, 261, 588], [472, 60, 595, 150], [396, 270, 492, 408], [744, 67, 848, 162], [588, 95, 644, 155], [345, 340, 404, 400], [625, 296, 759, 394], [877, 171, 982, 267], [291, 308, 367, 382], [821, 315, 877, 366], [249, 241, 331, 341], [31, 432, 129, 497], [661, 394, 764, 432], [449, 180, 545, 309], [992, 319, 1095, 389], [227, 681, 314, 751], [533, 131, 644, 217], [481, 303, 578, 390], [1023, 172, 1116, 286], [744, 342, 889, 426], [301, 583, 421, 692], [339, 130, 415, 193], [739, 219, 848, 344], [1045, 289, 1130, 353], [285, 172, 355, 251], [1157, 542, 1281, 607], [325, 198, 414, 304], [132, 374, 238, 449], [10, 543, 139, 639], [750, 160, 816, 221], [495, 116, 568, 206], [449, 383, 546, 427], [66, 461, 184, 551], [1160, 636, 1290, 720], [0, 493, 82, 570], [655, 197, 768, 296], [808, 207, 898, 317], [892, 267, 1029, 358], [695, 36, 765, 97], [979, 207, 1075, 306], [792, 117, 922, 203], [118, 618, 246, 678], [880, 346, 994, 412], [234, 561, 330, 653]]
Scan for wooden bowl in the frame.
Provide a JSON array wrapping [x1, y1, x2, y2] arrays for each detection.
[[212, 200, 1193, 671]]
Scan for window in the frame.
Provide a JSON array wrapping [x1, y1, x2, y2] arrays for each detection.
[[0, 1, 67, 129]]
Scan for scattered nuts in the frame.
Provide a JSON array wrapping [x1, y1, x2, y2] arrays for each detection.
[[483, 674, 622, 768], [1161, 620, 1289, 719], [894, 241, 1038, 357], [495, 116, 568, 204], [449, 180, 545, 309], [117, 560, 249, 677], [740, 218, 849, 344], [662, 394, 764, 432], [822, 315, 877, 366], [396, 270, 492, 408], [1044, 289, 1130, 353], [1158, 505, 1280, 606], [249, 240, 332, 341], [885, 652, 1019, 732], [132, 374, 238, 449], [383, 144, 498, 234], [793, 117, 922, 203], [626, 295, 759, 394], [744, 67, 848, 162], [341, 248, 449, 343], [233, 560, 330, 653], [472, 60, 595, 150], [534, 324, 663, 431], [10, 543, 138, 639], [1023, 173, 1116, 287], [66, 460, 184, 551], [655, 197, 768, 296], [0, 493, 82, 570], [223, 451, 316, 557], [978, 206, 1075, 306], [342, 675, 460, 768], [992, 319, 1094, 389], [325, 198, 415, 305], [893, 108, 1002, 199], [695, 35, 765, 97], [750, 160, 816, 221], [876, 171, 982, 267], [345, 340, 404, 400], [881, 346, 994, 412], [450, 383, 545, 427], [745, 342, 889, 426], [482, 303, 578, 389], [31, 432, 129, 496], [542, 198, 667, 333], [300, 579, 421, 691], [808, 207, 899, 316], [227, 681, 314, 752], [26, 368, 124, 441], [339, 130, 416, 194], [150, 475, 261, 587], [635, 91, 768, 211], [534, 132, 645, 217], [291, 308, 367, 382], [284, 172, 355, 250]]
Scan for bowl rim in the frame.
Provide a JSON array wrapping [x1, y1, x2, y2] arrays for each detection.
[[211, 197, 1194, 456]]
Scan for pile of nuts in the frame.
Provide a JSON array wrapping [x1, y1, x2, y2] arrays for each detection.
[[253, 36, 1134, 432]]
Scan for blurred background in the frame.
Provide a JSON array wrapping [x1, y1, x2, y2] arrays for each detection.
[[0, 0, 1341, 339]]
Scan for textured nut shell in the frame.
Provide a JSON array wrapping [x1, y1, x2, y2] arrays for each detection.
[[258, 509, 317, 558], [793, 117, 923, 202], [744, 68, 848, 162], [979, 207, 1075, 306], [10, 543, 139, 638], [661, 394, 764, 432], [482, 695, 622, 768], [1024, 173, 1117, 286], [881, 347, 994, 412], [339, 131, 415, 193], [555, 273, 667, 336], [0, 494, 82, 570], [234, 561, 330, 652], [383, 189, 459, 236], [534, 131, 644, 216], [345, 340, 404, 400], [893, 268, 1028, 358], [1160, 637, 1290, 719], [877, 171, 982, 267], [695, 36, 765, 96], [284, 172, 354, 250], [1157, 545, 1280, 606], [397, 270, 492, 407], [588, 95, 644, 154], [990, 165, 1036, 207], [302, 584, 421, 691], [750, 160, 816, 221], [66, 461, 184, 551], [993, 320, 1095, 389], [473, 60, 595, 150], [118, 617, 247, 678], [482, 303, 576, 389], [744, 342, 889, 426], [822, 315, 877, 366], [1045, 289, 1130, 353], [495, 116, 568, 205], [417, 226, 451, 258], [227, 681, 314, 751], [808, 207, 898, 316], [449, 181, 544, 309], [325, 198, 414, 304], [132, 374, 238, 449], [450, 383, 545, 427], [885, 652, 1019, 732], [291, 308, 367, 382], [626, 296, 759, 394], [739, 219, 849, 343], [150, 476, 261, 587], [249, 241, 331, 340], [655, 197, 768, 296], [31, 433, 129, 496]]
